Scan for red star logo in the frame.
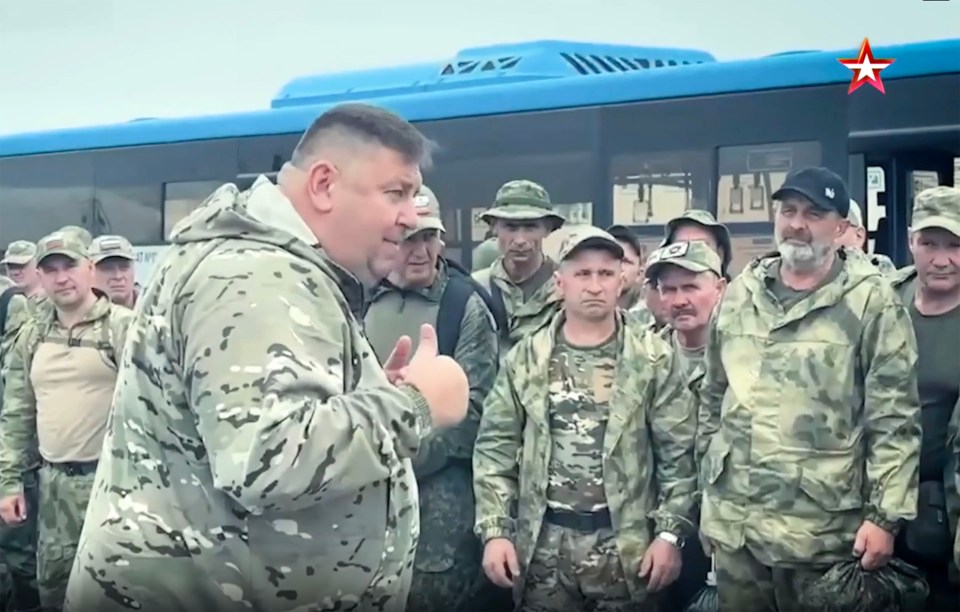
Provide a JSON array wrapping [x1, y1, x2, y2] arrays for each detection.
[[838, 38, 895, 94]]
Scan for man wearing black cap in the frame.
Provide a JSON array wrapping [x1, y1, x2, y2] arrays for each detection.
[[698, 167, 922, 611]]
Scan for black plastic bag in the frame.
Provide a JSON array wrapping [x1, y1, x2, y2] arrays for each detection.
[[685, 554, 718, 612], [799, 557, 929, 612]]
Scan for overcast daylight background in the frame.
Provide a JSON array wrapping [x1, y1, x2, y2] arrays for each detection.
[[1, 0, 959, 135]]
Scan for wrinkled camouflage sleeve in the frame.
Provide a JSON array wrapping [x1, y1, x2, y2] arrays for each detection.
[[859, 286, 922, 530], [472, 358, 523, 543], [696, 312, 726, 460], [413, 293, 499, 479], [0, 325, 37, 497], [647, 346, 698, 536], [109, 307, 134, 363], [179, 251, 433, 514]]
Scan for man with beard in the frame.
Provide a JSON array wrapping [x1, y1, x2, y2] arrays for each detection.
[[473, 181, 565, 357], [606, 225, 645, 311], [888, 186, 960, 610], [474, 226, 696, 612], [698, 167, 922, 611]]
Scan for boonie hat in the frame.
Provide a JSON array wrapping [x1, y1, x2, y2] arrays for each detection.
[[909, 185, 960, 238], [1, 240, 37, 266], [36, 231, 89, 263], [645, 240, 723, 281], [772, 167, 850, 218], [557, 226, 624, 262], [479, 180, 565, 230], [89, 235, 136, 264], [406, 185, 445, 238]]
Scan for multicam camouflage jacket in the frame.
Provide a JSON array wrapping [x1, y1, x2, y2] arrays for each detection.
[[64, 176, 433, 612], [698, 248, 921, 566], [473, 258, 561, 356], [0, 294, 131, 496], [473, 311, 697, 601]]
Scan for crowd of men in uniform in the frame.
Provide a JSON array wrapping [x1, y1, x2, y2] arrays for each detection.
[[0, 102, 955, 612]]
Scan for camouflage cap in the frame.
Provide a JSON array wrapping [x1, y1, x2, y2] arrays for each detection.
[[910, 185, 960, 238], [557, 225, 624, 262], [663, 209, 733, 277], [58, 225, 94, 247], [36, 231, 89, 263], [1, 240, 37, 265], [479, 180, 565, 229], [406, 185, 445, 238], [645, 240, 722, 281], [89, 235, 136, 264]]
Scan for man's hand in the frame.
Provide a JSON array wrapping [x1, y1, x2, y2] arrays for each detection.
[[482, 537, 520, 588], [639, 537, 682, 592], [0, 494, 26, 525], [853, 520, 894, 570], [383, 335, 413, 386], [402, 324, 469, 428]]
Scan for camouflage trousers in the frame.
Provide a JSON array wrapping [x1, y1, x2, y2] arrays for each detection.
[[37, 465, 95, 612], [408, 555, 482, 612], [713, 543, 827, 612], [519, 522, 654, 612], [0, 469, 39, 612]]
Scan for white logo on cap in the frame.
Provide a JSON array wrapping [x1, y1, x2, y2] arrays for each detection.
[[825, 187, 835, 199]]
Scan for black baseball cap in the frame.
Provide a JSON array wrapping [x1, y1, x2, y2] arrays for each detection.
[[771, 167, 850, 218]]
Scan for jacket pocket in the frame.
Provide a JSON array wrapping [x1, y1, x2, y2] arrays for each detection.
[[700, 436, 731, 489], [798, 453, 863, 512]]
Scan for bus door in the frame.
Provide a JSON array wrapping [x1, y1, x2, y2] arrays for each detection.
[[860, 153, 957, 267]]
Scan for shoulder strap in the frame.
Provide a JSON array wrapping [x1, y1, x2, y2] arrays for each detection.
[[0, 286, 25, 337], [438, 260, 509, 356]]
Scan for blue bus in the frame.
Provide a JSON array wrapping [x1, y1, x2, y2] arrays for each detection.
[[0, 38, 957, 273]]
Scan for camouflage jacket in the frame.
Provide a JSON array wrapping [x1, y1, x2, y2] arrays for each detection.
[[698, 249, 921, 566], [64, 177, 434, 612], [473, 312, 697, 600], [0, 276, 30, 411], [473, 257, 561, 356], [365, 261, 499, 572], [869, 252, 897, 276], [0, 294, 131, 495]]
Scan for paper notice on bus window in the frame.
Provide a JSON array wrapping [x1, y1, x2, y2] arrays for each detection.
[[132, 245, 170, 288], [911, 171, 940, 198]]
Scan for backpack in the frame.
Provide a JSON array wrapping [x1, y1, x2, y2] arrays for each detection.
[[436, 259, 508, 357], [0, 286, 25, 338]]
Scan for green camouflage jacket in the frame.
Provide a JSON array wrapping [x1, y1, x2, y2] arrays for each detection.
[[698, 249, 921, 566], [473, 257, 561, 356], [473, 312, 697, 600], [64, 176, 434, 612], [0, 294, 131, 495]]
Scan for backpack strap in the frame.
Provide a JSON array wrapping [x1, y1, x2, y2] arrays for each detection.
[[469, 266, 509, 343], [438, 260, 508, 357]]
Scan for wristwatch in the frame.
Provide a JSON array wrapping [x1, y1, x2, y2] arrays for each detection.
[[657, 531, 684, 548]]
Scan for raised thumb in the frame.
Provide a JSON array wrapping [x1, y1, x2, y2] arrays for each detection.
[[413, 324, 438, 358]]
